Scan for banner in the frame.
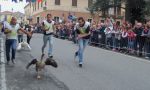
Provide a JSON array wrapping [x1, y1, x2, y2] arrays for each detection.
[[31, 0, 36, 2], [37, 0, 42, 3]]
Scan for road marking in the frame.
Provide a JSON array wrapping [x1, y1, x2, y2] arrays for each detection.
[[0, 38, 7, 90]]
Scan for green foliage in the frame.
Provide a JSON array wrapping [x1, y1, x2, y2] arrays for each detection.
[[88, 0, 123, 16], [89, 0, 150, 24]]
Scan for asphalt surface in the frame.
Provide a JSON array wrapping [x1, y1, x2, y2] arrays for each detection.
[[0, 34, 69, 90], [31, 34, 150, 90], [1, 34, 150, 90]]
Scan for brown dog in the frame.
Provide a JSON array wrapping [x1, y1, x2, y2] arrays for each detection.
[[26, 54, 58, 79]]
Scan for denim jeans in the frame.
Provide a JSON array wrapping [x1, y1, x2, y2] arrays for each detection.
[[145, 42, 150, 57], [128, 39, 134, 50], [77, 39, 89, 64], [134, 36, 145, 56], [5, 39, 17, 61], [27, 36, 31, 44], [18, 35, 23, 43], [42, 35, 53, 56]]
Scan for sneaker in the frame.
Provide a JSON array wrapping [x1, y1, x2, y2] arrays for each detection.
[[145, 57, 149, 59], [49, 55, 53, 58], [79, 64, 82, 67], [79, 62, 83, 68], [6, 61, 10, 65], [12, 60, 16, 64]]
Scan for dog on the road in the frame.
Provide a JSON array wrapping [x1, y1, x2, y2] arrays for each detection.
[[26, 54, 58, 79], [17, 40, 31, 51]]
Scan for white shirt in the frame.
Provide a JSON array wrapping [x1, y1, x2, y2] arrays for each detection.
[[75, 21, 90, 30], [43, 20, 55, 34], [4, 22, 21, 40], [122, 31, 128, 38]]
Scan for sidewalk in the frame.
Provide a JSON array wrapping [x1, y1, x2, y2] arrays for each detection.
[[0, 33, 5, 64], [0, 33, 7, 90]]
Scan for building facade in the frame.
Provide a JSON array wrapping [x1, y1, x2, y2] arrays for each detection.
[[0, 11, 13, 22], [24, 0, 126, 24], [0, 11, 25, 24], [24, 0, 94, 24]]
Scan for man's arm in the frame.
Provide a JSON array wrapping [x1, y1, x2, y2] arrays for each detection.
[[41, 22, 49, 31], [41, 22, 45, 31], [77, 26, 91, 39], [19, 28, 31, 37], [4, 28, 11, 34]]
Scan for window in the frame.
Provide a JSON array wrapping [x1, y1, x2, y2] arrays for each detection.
[[30, 2, 31, 8], [41, 2, 43, 7], [37, 17, 40, 23], [35, 2, 36, 11], [116, 21, 120, 26], [101, 20, 104, 23], [55, 0, 60, 5], [38, 2, 39, 10], [72, 0, 77, 7], [54, 16, 59, 22], [45, 1, 47, 6], [88, 0, 93, 8], [33, 5, 34, 11], [88, 19, 92, 23]]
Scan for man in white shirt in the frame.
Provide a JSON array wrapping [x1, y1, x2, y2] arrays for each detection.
[[4, 17, 31, 65], [41, 14, 55, 58], [74, 17, 91, 67]]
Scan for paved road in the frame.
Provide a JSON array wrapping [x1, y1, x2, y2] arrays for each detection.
[[1, 34, 150, 90], [31, 34, 150, 90], [0, 35, 69, 90]]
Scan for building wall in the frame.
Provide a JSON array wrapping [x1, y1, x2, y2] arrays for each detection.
[[121, 2, 125, 17], [32, 0, 89, 15], [32, 10, 92, 24], [24, 0, 126, 24], [0, 14, 12, 22], [25, 0, 93, 24]]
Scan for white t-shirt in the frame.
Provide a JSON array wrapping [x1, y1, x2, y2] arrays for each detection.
[[75, 21, 90, 31], [43, 20, 55, 34], [4, 22, 21, 39]]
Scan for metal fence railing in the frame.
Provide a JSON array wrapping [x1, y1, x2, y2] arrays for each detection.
[[54, 33, 150, 58]]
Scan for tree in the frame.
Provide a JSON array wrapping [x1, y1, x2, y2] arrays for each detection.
[[88, 0, 110, 17], [88, 0, 125, 18], [143, 0, 150, 20], [126, 0, 146, 24], [89, 0, 150, 24]]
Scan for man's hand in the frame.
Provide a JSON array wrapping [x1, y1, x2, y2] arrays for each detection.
[[19, 28, 32, 37], [77, 33, 90, 40], [41, 26, 49, 31], [4, 29, 11, 34], [77, 35, 83, 40], [27, 32, 32, 37]]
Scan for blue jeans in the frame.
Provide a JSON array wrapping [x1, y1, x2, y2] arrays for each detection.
[[77, 39, 89, 64], [18, 35, 23, 43], [145, 42, 150, 57], [5, 39, 17, 61], [42, 35, 53, 56]]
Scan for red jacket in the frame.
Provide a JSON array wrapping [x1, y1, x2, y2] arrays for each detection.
[[127, 31, 136, 40]]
